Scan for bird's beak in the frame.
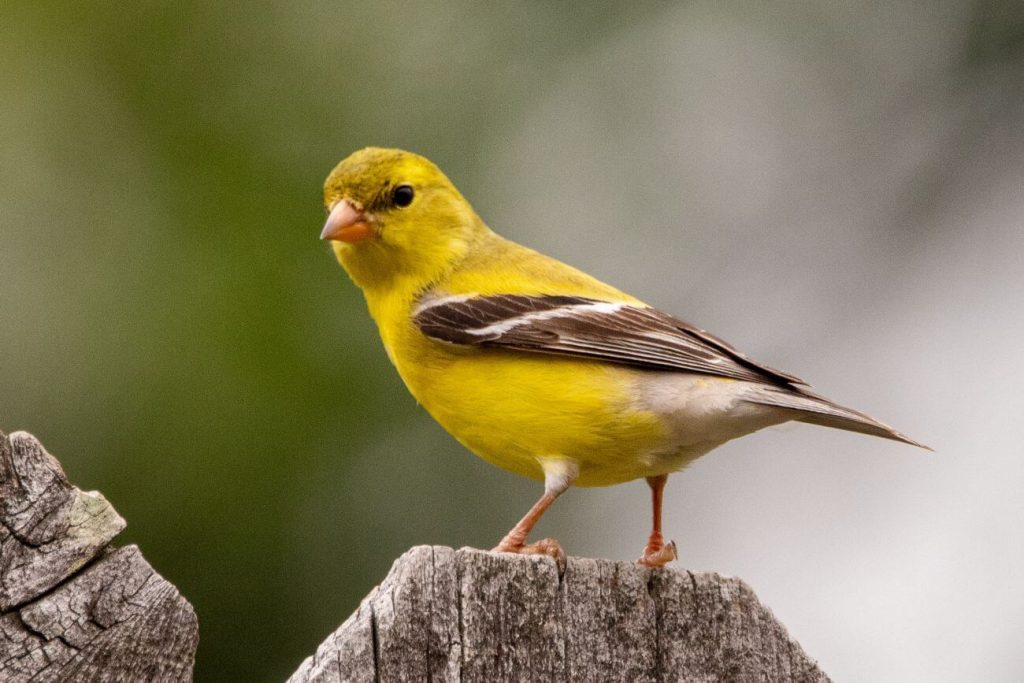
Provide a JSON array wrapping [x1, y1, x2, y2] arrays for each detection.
[[321, 199, 374, 243]]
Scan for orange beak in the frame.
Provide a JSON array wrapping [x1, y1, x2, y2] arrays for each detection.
[[321, 199, 374, 243]]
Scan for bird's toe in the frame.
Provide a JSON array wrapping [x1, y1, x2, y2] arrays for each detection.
[[493, 537, 567, 575], [638, 540, 678, 568]]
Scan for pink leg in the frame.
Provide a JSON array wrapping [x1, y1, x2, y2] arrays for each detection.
[[638, 474, 678, 568], [493, 463, 574, 570]]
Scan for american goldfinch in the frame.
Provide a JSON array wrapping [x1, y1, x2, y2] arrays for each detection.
[[321, 147, 925, 568]]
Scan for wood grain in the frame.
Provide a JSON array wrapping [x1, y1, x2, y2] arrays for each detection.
[[0, 430, 197, 682], [290, 545, 831, 682]]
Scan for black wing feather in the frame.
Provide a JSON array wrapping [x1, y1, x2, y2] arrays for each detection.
[[414, 294, 806, 388]]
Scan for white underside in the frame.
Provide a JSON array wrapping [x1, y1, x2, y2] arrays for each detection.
[[629, 372, 791, 475]]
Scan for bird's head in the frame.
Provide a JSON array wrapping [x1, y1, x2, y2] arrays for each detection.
[[321, 147, 487, 291]]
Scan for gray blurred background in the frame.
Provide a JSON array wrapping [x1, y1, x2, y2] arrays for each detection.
[[2, 2, 1022, 681]]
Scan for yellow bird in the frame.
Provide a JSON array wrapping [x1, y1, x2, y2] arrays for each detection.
[[321, 147, 926, 568]]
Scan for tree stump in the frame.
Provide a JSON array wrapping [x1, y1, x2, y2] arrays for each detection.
[[0, 430, 198, 682], [289, 545, 831, 682]]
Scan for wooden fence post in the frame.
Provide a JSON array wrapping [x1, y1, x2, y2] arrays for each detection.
[[0, 430, 198, 682], [288, 546, 831, 681]]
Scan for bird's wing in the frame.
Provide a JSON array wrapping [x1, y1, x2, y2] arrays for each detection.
[[413, 293, 807, 387]]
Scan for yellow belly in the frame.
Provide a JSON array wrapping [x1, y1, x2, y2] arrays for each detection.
[[395, 342, 667, 487]]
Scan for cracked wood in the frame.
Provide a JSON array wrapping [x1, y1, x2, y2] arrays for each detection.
[[289, 546, 831, 682], [0, 430, 198, 682]]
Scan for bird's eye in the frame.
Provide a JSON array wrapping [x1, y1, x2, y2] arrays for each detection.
[[392, 184, 414, 208]]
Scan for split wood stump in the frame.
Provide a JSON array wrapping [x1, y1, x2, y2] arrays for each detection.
[[0, 430, 197, 682]]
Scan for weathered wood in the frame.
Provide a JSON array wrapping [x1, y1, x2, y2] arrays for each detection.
[[289, 545, 830, 682], [0, 430, 198, 682]]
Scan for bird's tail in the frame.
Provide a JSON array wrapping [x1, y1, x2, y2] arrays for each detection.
[[744, 385, 930, 450]]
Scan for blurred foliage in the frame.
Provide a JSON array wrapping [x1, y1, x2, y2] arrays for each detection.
[[2, 2, 1022, 681]]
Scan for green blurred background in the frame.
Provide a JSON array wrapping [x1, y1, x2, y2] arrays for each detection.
[[3, 2, 1023, 681]]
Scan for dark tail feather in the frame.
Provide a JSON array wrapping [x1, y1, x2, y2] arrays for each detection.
[[745, 386, 931, 450]]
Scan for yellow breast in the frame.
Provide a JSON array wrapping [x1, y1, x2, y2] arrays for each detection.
[[365, 289, 667, 487]]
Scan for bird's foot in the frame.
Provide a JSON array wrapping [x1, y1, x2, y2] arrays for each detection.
[[637, 540, 677, 568], [493, 537, 567, 575]]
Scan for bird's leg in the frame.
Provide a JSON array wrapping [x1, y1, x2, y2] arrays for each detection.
[[492, 491, 563, 559], [493, 459, 576, 570], [638, 474, 678, 568]]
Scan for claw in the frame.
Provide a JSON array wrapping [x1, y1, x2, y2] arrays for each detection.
[[493, 537, 567, 575], [638, 540, 677, 568]]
